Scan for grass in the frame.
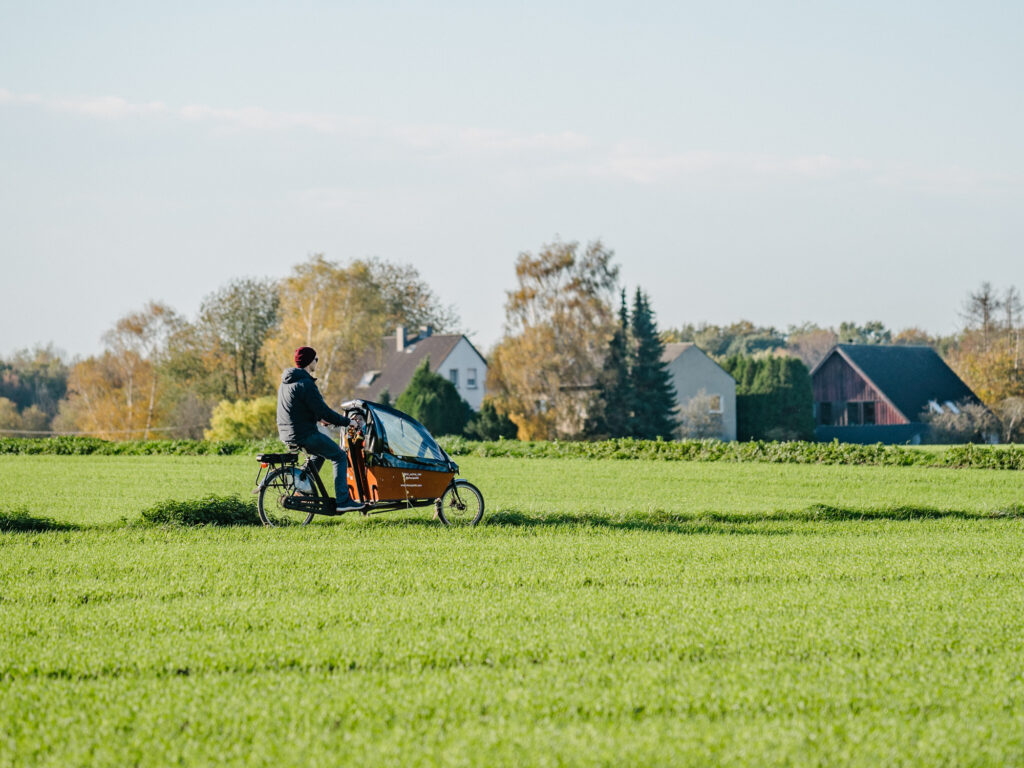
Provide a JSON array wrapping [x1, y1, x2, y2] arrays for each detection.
[[2, 454, 1024, 766]]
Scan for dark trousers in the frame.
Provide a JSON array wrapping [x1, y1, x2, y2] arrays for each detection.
[[298, 431, 349, 503]]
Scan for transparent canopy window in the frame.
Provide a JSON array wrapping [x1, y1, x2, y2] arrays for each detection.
[[369, 406, 446, 461]]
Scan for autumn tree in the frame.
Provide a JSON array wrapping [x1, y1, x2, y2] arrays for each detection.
[[948, 282, 1024, 405], [54, 352, 157, 438], [51, 303, 182, 438], [837, 320, 891, 345], [892, 327, 935, 346], [100, 302, 183, 438], [198, 277, 280, 398], [0, 397, 49, 434], [0, 345, 68, 431], [262, 255, 388, 408], [784, 324, 838, 369], [362, 257, 460, 333], [488, 239, 619, 440]]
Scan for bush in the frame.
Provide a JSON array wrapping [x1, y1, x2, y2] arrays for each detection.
[[994, 397, 1024, 443], [674, 390, 725, 440], [921, 401, 999, 444], [465, 400, 518, 440], [140, 495, 259, 526], [0, 436, 283, 456], [204, 396, 278, 441], [0, 506, 77, 532]]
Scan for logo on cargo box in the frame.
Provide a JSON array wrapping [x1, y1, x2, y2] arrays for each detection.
[[400, 472, 423, 489]]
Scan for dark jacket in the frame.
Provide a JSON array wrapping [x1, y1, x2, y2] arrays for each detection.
[[277, 367, 349, 444]]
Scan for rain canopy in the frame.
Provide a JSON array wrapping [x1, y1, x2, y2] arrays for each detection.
[[343, 400, 457, 472]]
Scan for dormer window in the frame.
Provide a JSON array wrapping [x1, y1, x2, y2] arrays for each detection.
[[357, 370, 380, 388]]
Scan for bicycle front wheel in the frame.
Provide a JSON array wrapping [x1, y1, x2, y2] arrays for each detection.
[[258, 467, 316, 527], [436, 480, 485, 527]]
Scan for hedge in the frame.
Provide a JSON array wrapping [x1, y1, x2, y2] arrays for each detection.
[[3, 435, 1024, 471]]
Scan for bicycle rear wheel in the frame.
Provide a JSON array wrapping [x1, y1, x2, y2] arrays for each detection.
[[436, 480, 485, 527], [258, 467, 316, 527]]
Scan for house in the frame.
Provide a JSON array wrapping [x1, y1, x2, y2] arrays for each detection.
[[811, 344, 982, 444], [354, 326, 487, 411], [661, 343, 737, 441]]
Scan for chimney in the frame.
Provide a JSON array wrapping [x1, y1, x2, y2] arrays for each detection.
[[420, 325, 433, 339], [396, 325, 406, 351]]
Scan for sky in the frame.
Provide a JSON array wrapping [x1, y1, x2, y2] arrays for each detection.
[[1, 0, 1022, 360]]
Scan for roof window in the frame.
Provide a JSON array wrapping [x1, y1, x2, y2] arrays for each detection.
[[357, 370, 380, 388]]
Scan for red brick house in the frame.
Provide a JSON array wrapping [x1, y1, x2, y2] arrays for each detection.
[[811, 344, 982, 444]]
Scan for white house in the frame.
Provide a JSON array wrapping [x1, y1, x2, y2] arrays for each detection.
[[661, 343, 737, 441], [354, 326, 487, 411]]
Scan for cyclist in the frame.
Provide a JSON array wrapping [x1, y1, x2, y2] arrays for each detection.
[[277, 346, 362, 512]]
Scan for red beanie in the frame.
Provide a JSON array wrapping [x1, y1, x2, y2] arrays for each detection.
[[294, 347, 317, 368]]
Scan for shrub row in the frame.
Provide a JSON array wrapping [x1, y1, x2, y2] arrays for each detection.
[[0, 436, 281, 456], [3, 435, 1024, 471], [438, 436, 1024, 471]]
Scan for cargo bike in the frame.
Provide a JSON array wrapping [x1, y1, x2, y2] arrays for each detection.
[[254, 399, 484, 527]]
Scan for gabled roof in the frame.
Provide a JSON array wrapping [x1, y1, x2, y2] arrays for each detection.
[[812, 344, 981, 421], [661, 342, 695, 362], [354, 333, 481, 402], [661, 342, 733, 378]]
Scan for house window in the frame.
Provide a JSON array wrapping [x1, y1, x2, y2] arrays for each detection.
[[818, 402, 833, 426], [863, 402, 876, 425], [467, 368, 478, 389], [707, 394, 722, 413], [847, 402, 861, 425], [449, 369, 459, 387]]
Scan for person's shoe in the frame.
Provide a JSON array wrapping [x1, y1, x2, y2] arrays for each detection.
[[335, 498, 364, 513]]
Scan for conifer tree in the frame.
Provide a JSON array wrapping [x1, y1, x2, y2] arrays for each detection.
[[587, 290, 635, 438], [722, 355, 814, 440], [629, 289, 677, 439], [395, 359, 472, 436], [465, 399, 519, 440]]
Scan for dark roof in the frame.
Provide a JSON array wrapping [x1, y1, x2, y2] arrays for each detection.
[[815, 344, 981, 420], [353, 333, 477, 401]]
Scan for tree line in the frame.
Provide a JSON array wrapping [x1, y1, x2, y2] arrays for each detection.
[[3, 241, 1023, 443], [0, 255, 458, 439]]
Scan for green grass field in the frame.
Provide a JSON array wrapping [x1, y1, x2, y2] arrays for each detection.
[[2, 455, 1024, 766]]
